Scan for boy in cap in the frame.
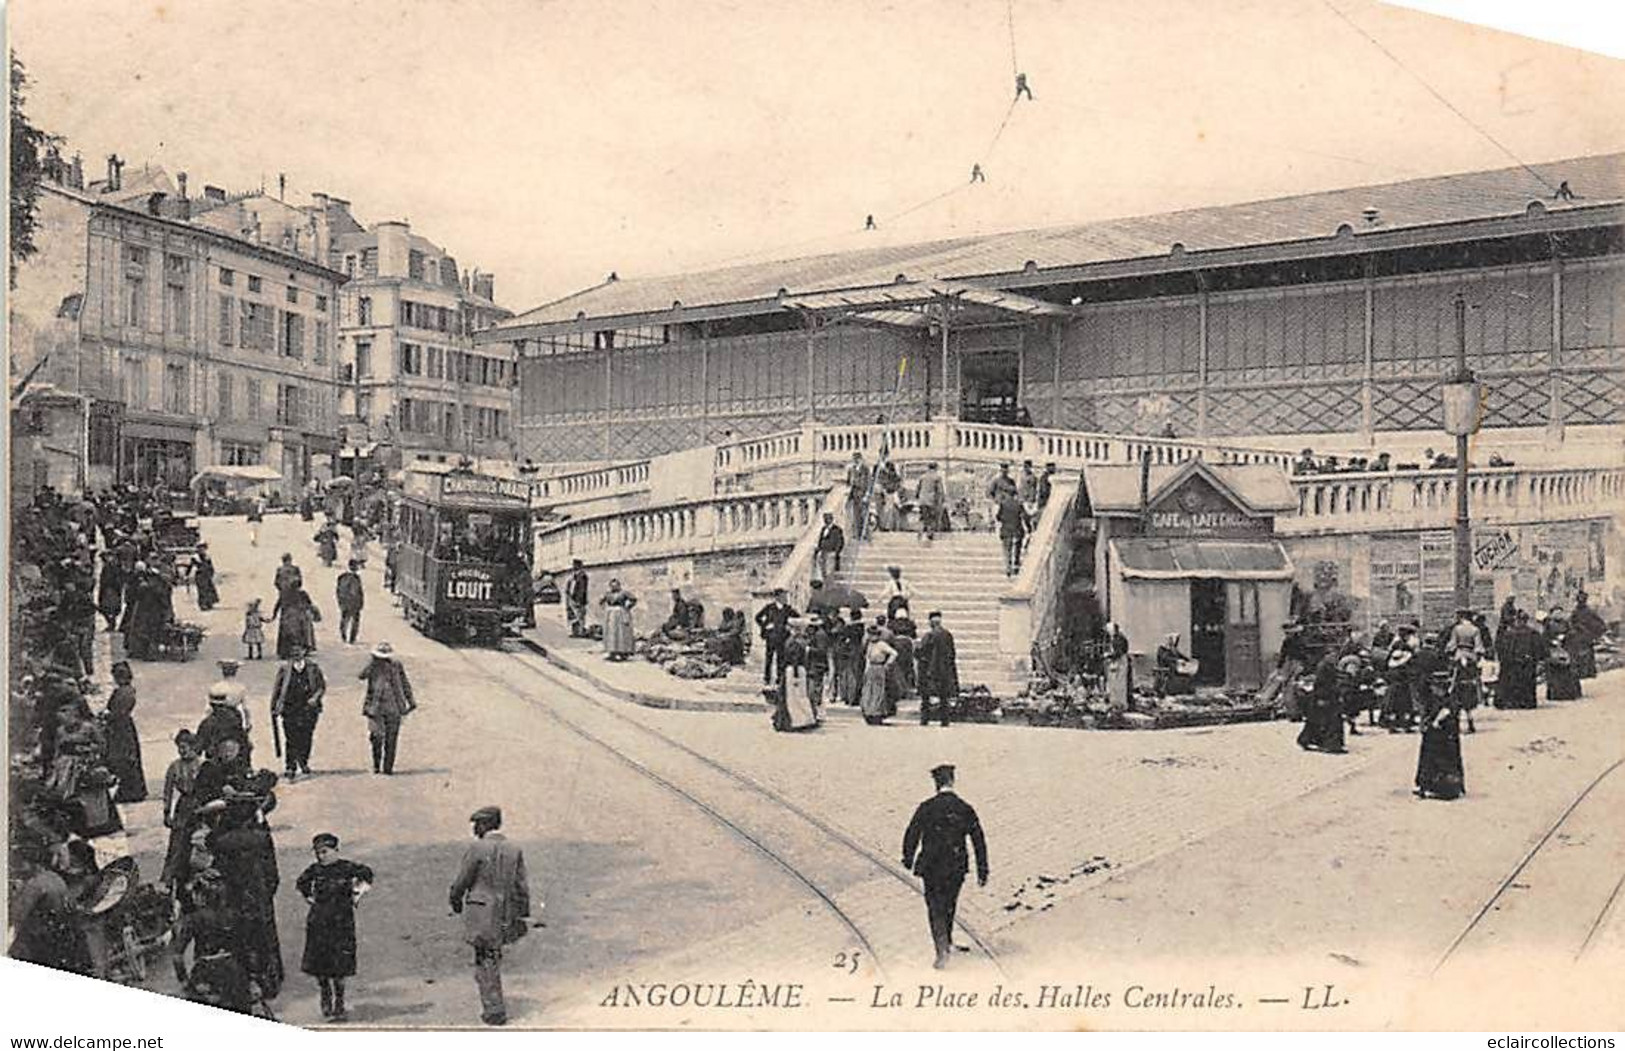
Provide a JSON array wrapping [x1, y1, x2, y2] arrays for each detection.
[[296, 832, 374, 1021], [902, 764, 989, 970], [449, 806, 533, 1026]]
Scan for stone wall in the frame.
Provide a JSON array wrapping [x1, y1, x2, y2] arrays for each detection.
[[550, 545, 794, 636], [1281, 515, 1621, 630]]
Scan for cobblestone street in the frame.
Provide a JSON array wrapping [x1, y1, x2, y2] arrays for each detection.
[[88, 512, 1625, 1030]]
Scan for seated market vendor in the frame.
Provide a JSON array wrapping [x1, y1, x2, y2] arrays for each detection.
[[1155, 633, 1197, 696], [661, 588, 705, 639], [708, 608, 748, 665]]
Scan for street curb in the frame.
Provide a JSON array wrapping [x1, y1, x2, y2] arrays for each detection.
[[512, 635, 768, 715]]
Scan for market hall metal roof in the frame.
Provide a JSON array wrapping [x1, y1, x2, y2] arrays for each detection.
[[483, 151, 1625, 342]]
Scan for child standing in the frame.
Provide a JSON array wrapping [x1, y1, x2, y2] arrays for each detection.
[[243, 598, 270, 660], [159, 730, 204, 891], [295, 833, 374, 1022]]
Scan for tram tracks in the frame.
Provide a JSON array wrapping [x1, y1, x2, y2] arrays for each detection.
[[1434, 756, 1625, 972], [445, 639, 1008, 984]]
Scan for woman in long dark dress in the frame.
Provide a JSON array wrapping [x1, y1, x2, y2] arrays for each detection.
[[96, 552, 125, 631], [1544, 613, 1582, 701], [1493, 612, 1540, 709], [1296, 654, 1347, 753], [172, 873, 254, 1014], [1415, 670, 1465, 800], [104, 661, 148, 802], [121, 565, 158, 660], [273, 587, 320, 659], [295, 833, 374, 1021], [209, 801, 285, 1001], [193, 544, 220, 612]]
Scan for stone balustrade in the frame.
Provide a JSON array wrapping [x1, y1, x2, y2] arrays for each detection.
[[998, 479, 1082, 685], [710, 419, 1294, 480], [1282, 465, 1625, 536], [533, 459, 652, 504], [535, 485, 828, 570]]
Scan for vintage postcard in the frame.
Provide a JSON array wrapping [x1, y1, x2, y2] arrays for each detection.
[[6, 0, 1624, 1035]]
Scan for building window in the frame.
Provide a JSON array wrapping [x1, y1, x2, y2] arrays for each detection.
[[120, 357, 147, 410], [217, 371, 234, 420], [360, 248, 377, 278], [357, 391, 374, 424], [247, 275, 262, 293], [401, 342, 422, 376], [316, 294, 328, 313], [217, 294, 234, 345], [123, 245, 148, 266], [164, 363, 189, 415], [221, 441, 261, 466], [166, 280, 189, 338], [280, 310, 305, 358], [219, 268, 235, 286], [286, 285, 298, 304], [89, 414, 117, 466], [276, 384, 303, 426], [125, 274, 146, 327], [344, 255, 356, 277], [427, 345, 444, 379], [246, 377, 262, 418], [357, 296, 372, 325], [241, 301, 275, 351], [314, 320, 329, 365], [355, 339, 373, 378]]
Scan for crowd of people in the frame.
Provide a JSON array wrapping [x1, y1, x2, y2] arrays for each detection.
[[1291, 446, 1517, 475], [836, 453, 1057, 576], [9, 487, 535, 1026], [1280, 593, 1606, 801]]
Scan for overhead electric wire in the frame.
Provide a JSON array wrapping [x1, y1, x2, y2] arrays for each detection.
[[1319, 0, 1560, 194]]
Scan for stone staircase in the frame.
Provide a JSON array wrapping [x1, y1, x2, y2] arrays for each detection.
[[829, 530, 1023, 696]]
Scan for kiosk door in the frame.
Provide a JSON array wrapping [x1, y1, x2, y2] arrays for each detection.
[[1190, 578, 1227, 686], [1226, 581, 1263, 689]]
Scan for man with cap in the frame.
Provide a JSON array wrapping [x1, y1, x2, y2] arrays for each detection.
[[754, 588, 798, 686], [915, 612, 960, 727], [335, 560, 365, 645], [449, 806, 533, 1026], [358, 641, 415, 775], [903, 764, 989, 969], [273, 646, 327, 780]]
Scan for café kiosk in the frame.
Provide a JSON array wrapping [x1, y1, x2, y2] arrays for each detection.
[[1082, 460, 1298, 691]]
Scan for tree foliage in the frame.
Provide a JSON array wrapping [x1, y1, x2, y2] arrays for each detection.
[[10, 53, 57, 289]]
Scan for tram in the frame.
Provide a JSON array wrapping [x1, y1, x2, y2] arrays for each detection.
[[394, 464, 535, 641]]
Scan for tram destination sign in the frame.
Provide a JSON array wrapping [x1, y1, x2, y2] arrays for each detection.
[[436, 473, 532, 504]]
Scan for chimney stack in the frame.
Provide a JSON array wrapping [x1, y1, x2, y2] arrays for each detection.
[[106, 154, 124, 192], [69, 153, 84, 190], [278, 173, 286, 201], [177, 172, 188, 198], [204, 185, 227, 203]]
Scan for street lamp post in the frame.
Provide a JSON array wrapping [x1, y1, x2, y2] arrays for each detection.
[[1445, 293, 1480, 613]]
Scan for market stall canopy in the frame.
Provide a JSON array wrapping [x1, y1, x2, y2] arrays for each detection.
[[1110, 538, 1295, 581], [190, 464, 283, 487]]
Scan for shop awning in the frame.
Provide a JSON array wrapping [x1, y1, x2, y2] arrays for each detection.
[[1110, 538, 1295, 581], [190, 464, 283, 487]]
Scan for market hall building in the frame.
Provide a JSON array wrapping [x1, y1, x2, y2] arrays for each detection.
[[484, 153, 1624, 465]]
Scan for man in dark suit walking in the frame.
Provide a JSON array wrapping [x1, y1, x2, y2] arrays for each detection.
[[902, 764, 989, 969], [814, 513, 845, 582], [754, 588, 798, 685]]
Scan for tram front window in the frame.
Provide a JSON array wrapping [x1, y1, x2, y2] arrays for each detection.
[[434, 509, 526, 563]]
